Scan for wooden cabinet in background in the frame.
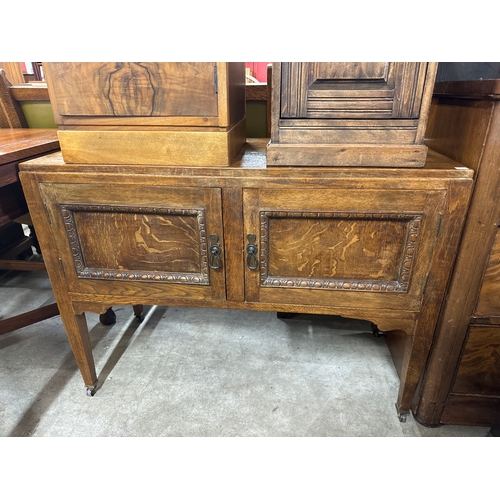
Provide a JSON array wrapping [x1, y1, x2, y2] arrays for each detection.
[[44, 62, 246, 166], [414, 80, 500, 427], [19, 140, 473, 420], [267, 62, 438, 167]]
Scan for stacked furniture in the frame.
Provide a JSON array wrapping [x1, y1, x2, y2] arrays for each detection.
[[19, 63, 474, 422]]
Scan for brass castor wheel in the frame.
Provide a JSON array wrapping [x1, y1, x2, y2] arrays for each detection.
[[398, 413, 408, 423], [99, 307, 116, 325], [86, 386, 96, 397]]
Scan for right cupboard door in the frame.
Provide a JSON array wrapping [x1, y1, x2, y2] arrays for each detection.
[[243, 187, 446, 312]]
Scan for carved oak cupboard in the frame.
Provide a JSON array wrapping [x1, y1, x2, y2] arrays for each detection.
[[267, 62, 438, 167], [19, 140, 473, 420]]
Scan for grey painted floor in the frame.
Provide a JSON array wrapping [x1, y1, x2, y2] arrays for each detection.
[[0, 267, 492, 437]]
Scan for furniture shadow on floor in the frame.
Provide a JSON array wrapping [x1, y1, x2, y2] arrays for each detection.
[[6, 307, 153, 437]]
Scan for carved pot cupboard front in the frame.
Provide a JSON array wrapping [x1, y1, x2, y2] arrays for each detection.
[[18, 62, 474, 422], [267, 62, 438, 168]]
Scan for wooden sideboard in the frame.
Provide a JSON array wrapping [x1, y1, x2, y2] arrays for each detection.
[[414, 80, 500, 427], [19, 140, 473, 420]]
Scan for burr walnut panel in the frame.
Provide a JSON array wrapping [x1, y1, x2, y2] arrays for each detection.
[[47, 62, 218, 118]]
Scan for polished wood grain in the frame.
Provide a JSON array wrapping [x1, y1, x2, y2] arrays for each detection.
[[474, 228, 500, 317], [0, 129, 59, 162], [450, 326, 500, 396], [47, 62, 218, 118], [57, 120, 245, 166], [19, 139, 473, 418], [73, 211, 203, 274], [10, 85, 50, 102], [439, 394, 500, 427], [415, 81, 500, 426], [266, 216, 409, 281]]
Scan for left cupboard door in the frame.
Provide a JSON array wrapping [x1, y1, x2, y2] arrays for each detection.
[[38, 182, 226, 302]]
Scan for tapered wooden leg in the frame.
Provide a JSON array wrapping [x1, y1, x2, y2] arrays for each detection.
[[60, 306, 98, 391], [395, 323, 436, 418]]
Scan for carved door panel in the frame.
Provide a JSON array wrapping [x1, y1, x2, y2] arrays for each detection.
[[39, 182, 226, 301], [243, 187, 446, 310], [280, 62, 429, 120], [46, 62, 218, 119]]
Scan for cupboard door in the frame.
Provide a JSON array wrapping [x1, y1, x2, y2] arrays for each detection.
[[46, 62, 218, 118], [39, 182, 226, 301], [243, 187, 445, 310], [280, 62, 429, 120]]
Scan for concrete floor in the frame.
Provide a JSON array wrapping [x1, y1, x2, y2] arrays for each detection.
[[0, 267, 492, 437]]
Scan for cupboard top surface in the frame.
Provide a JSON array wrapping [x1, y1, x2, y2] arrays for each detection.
[[19, 139, 472, 180]]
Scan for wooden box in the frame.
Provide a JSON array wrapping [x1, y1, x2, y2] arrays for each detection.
[[267, 62, 438, 167], [44, 62, 246, 166]]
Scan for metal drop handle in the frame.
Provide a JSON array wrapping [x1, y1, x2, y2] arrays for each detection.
[[209, 234, 221, 270], [246, 234, 258, 270]]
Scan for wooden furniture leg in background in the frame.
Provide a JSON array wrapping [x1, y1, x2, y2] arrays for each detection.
[[99, 304, 144, 325]]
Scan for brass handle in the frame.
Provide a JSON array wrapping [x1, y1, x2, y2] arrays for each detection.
[[246, 234, 258, 270], [209, 234, 221, 270]]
